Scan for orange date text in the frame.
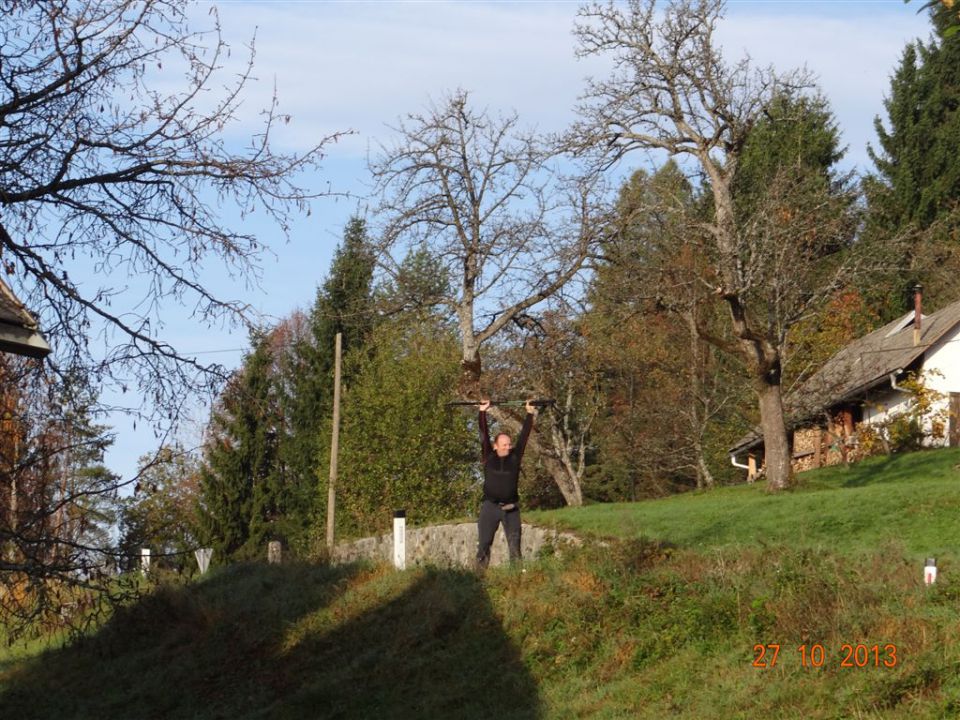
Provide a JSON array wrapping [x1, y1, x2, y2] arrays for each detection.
[[752, 643, 898, 669]]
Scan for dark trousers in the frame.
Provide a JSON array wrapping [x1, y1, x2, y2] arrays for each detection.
[[476, 499, 521, 569]]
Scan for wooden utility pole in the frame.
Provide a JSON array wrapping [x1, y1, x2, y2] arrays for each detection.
[[326, 332, 342, 550]]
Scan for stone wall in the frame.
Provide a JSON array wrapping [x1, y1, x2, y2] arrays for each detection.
[[331, 522, 581, 568]]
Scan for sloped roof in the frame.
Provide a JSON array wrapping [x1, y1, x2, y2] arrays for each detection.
[[0, 276, 36, 327], [0, 276, 50, 358], [730, 298, 960, 455]]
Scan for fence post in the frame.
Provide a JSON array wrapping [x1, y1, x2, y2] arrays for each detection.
[[393, 510, 406, 570]]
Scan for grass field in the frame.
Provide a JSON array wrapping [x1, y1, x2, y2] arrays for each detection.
[[3, 448, 960, 718], [530, 447, 960, 560]]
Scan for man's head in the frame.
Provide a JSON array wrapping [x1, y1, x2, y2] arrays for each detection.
[[493, 432, 513, 457]]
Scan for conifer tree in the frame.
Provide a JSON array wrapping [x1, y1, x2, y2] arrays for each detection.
[[198, 333, 281, 560], [197, 219, 376, 559], [867, 6, 960, 314], [584, 161, 743, 496], [734, 93, 846, 220], [869, 8, 960, 232], [283, 217, 376, 529], [733, 93, 867, 389]]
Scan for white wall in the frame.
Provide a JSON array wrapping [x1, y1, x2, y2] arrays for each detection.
[[921, 322, 960, 395], [858, 323, 960, 447], [861, 386, 911, 427], [916, 322, 960, 446]]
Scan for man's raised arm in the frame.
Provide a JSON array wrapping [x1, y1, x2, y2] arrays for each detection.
[[478, 398, 492, 461], [515, 399, 538, 460]]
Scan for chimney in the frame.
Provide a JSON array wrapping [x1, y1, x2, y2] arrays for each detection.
[[913, 283, 923, 347]]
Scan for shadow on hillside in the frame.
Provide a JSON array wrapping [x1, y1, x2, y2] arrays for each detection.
[[0, 563, 541, 720], [266, 567, 541, 719]]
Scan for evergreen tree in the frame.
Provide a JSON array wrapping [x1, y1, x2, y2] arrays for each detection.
[[732, 92, 867, 390], [197, 332, 281, 560], [583, 162, 745, 497], [197, 218, 376, 560], [375, 246, 451, 316], [48, 372, 120, 568], [867, 6, 960, 314], [869, 8, 960, 232], [283, 217, 376, 533], [868, 44, 927, 232], [734, 92, 846, 219]]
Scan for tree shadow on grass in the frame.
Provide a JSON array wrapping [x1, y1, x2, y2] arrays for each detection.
[[259, 567, 541, 720], [0, 563, 541, 719]]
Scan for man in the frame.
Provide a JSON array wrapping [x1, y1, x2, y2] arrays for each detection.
[[475, 398, 537, 569]]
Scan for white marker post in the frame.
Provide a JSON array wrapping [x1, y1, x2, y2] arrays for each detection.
[[268, 541, 282, 565], [393, 510, 406, 570], [140, 548, 151, 575], [925, 557, 937, 586], [195, 548, 213, 575]]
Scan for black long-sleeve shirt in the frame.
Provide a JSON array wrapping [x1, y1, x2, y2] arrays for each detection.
[[478, 410, 533, 504]]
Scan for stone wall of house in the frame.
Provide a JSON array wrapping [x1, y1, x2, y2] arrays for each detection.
[[331, 522, 581, 568]]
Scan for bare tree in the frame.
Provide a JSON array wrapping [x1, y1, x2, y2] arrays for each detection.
[[0, 0, 343, 632], [493, 306, 602, 506], [370, 90, 603, 399], [0, 1, 344, 416], [572, 0, 862, 490], [0, 354, 136, 636]]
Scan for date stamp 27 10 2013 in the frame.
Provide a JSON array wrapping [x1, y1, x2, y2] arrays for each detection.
[[752, 643, 898, 669]]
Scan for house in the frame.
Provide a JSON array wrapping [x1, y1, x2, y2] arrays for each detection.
[[730, 288, 960, 480], [0, 276, 50, 359]]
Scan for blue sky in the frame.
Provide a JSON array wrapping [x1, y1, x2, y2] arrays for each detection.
[[103, 0, 934, 481]]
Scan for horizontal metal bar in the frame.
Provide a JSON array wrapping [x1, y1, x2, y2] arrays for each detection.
[[445, 399, 556, 408]]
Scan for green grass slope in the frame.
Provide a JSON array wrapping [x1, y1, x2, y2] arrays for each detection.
[[3, 448, 960, 719], [531, 447, 960, 560]]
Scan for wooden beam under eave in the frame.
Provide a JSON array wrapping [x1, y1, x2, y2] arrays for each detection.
[[0, 321, 51, 359]]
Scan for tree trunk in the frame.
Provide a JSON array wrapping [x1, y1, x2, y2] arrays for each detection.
[[722, 290, 792, 491], [459, 348, 482, 399], [685, 309, 715, 490], [757, 379, 792, 491], [529, 431, 584, 506], [709, 180, 793, 491], [694, 441, 715, 490], [546, 425, 585, 507]]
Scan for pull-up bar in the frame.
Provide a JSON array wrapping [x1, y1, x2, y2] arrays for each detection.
[[446, 399, 556, 408]]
